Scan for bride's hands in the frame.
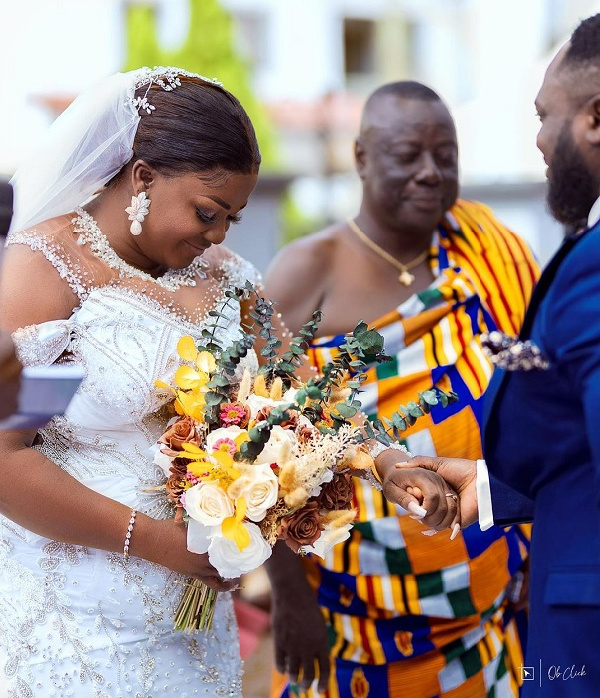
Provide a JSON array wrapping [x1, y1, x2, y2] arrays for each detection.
[[374, 450, 461, 535], [136, 517, 239, 592], [402, 456, 478, 530]]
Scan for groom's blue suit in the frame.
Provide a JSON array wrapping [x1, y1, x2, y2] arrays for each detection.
[[483, 221, 600, 696]]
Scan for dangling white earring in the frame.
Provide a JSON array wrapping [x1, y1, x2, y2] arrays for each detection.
[[125, 191, 151, 235]]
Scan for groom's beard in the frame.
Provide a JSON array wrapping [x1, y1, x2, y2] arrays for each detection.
[[547, 124, 599, 230]]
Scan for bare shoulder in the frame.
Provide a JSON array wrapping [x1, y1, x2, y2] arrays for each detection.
[[265, 224, 343, 291], [264, 223, 345, 334], [0, 232, 79, 331]]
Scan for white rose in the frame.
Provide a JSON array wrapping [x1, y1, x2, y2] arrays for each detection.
[[207, 522, 272, 578], [282, 387, 299, 403], [303, 522, 353, 560], [149, 443, 173, 477], [227, 464, 279, 522], [186, 518, 215, 554], [205, 426, 245, 452], [254, 425, 297, 465], [245, 394, 280, 419], [184, 482, 234, 526]]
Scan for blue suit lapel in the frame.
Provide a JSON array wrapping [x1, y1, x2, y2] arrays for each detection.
[[518, 231, 584, 340], [483, 229, 588, 445]]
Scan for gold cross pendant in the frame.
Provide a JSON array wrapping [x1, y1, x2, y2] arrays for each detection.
[[398, 270, 415, 286]]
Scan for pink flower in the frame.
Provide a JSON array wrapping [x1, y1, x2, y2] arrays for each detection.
[[186, 472, 202, 486], [212, 438, 237, 457], [219, 402, 250, 427]]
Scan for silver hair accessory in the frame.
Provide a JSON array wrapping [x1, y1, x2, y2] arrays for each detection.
[[9, 67, 222, 233], [125, 191, 151, 235], [130, 67, 222, 114], [481, 330, 550, 371]]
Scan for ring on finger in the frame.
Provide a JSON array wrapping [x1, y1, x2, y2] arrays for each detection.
[[445, 492, 458, 502]]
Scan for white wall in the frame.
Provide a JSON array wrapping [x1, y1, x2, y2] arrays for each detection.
[[0, 0, 126, 174]]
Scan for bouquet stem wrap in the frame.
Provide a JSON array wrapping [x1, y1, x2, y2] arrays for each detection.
[[174, 579, 218, 632]]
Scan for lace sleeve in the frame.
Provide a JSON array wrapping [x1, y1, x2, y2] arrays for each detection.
[[7, 231, 91, 301], [5, 215, 111, 303], [218, 248, 262, 290], [12, 319, 75, 367]]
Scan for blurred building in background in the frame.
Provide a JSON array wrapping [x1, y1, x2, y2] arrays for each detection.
[[1, 0, 599, 268]]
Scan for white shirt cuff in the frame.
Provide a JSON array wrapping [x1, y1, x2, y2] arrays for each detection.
[[476, 459, 494, 531]]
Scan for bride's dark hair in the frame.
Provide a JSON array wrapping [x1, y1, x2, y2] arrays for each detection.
[[131, 76, 261, 178]]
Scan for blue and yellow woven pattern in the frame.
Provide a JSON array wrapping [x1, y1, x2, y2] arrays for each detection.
[[274, 200, 539, 698]]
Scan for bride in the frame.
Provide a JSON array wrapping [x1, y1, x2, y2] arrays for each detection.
[[0, 67, 454, 697], [0, 67, 262, 697]]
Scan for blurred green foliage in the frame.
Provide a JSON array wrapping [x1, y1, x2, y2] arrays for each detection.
[[279, 192, 324, 247], [123, 0, 278, 169]]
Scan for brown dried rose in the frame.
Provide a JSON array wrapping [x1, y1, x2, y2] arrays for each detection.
[[165, 457, 191, 520], [317, 472, 354, 510], [255, 405, 300, 431], [277, 500, 324, 553], [159, 416, 201, 455], [296, 424, 318, 444], [165, 473, 186, 505]]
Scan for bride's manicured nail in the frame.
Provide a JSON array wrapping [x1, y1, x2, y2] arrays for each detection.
[[450, 523, 461, 541], [421, 529, 438, 536], [408, 501, 427, 517]]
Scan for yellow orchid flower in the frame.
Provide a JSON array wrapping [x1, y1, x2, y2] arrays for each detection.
[[174, 365, 211, 392], [180, 442, 210, 460], [209, 449, 241, 478], [195, 350, 217, 374], [180, 445, 220, 480], [187, 463, 210, 479], [182, 443, 242, 482], [154, 379, 176, 394], [177, 335, 199, 362], [176, 333, 217, 375], [222, 497, 250, 551], [208, 444, 244, 481], [175, 336, 216, 391], [175, 390, 206, 421]]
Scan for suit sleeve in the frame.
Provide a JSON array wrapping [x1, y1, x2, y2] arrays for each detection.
[[490, 474, 535, 525]]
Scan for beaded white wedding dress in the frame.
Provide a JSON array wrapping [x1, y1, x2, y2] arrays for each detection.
[[0, 210, 259, 697]]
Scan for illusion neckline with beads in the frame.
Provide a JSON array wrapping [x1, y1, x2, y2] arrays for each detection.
[[72, 207, 209, 292]]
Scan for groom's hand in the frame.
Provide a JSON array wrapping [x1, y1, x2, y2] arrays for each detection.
[[375, 450, 461, 534], [404, 456, 479, 529]]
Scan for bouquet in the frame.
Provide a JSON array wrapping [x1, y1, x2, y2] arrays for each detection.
[[152, 284, 456, 631]]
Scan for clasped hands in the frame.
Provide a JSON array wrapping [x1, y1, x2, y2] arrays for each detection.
[[375, 449, 479, 534]]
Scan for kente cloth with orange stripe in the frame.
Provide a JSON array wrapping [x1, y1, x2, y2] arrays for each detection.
[[274, 200, 539, 698]]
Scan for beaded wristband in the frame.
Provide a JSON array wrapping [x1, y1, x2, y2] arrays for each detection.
[[361, 464, 383, 491], [366, 442, 411, 490], [123, 509, 137, 562], [368, 440, 410, 461]]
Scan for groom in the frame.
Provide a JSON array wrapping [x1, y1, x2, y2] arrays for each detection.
[[393, 13, 600, 696]]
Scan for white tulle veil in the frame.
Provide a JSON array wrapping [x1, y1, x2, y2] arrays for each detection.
[[9, 67, 221, 233]]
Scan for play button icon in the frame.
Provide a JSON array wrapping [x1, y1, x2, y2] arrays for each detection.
[[520, 666, 535, 681]]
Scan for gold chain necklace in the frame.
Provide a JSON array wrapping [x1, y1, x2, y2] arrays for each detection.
[[347, 218, 430, 286]]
